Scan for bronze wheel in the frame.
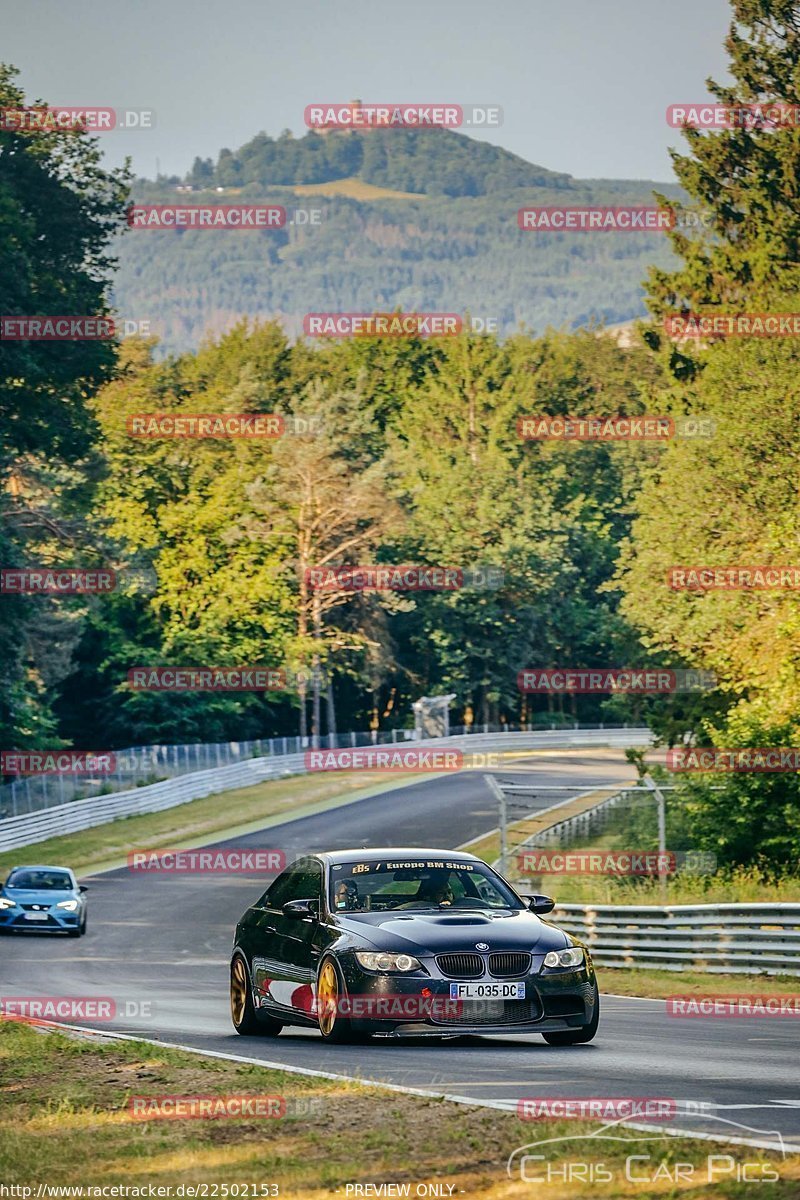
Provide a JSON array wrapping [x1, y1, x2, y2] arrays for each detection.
[[316, 956, 358, 1042], [317, 959, 338, 1036], [230, 953, 282, 1037], [230, 955, 248, 1028]]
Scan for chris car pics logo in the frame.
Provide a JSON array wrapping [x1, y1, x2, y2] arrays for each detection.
[[507, 1111, 785, 1184]]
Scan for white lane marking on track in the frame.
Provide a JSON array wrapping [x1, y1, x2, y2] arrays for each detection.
[[383, 1079, 585, 1087], [601, 993, 666, 1002], [3, 957, 226, 965], [693, 1102, 800, 1109], [46, 1022, 800, 1154]]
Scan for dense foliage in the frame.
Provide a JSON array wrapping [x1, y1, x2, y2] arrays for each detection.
[[0, 63, 129, 750], [617, 0, 800, 865], [189, 126, 571, 196], [118, 172, 683, 356], [3, 0, 800, 868], [62, 323, 662, 746]]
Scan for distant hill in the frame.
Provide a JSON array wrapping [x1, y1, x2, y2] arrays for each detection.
[[114, 127, 683, 355], [186, 126, 573, 197]]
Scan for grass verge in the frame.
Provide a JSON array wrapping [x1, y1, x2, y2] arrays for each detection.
[[1, 743, 618, 880], [598, 967, 800, 998], [459, 786, 620, 867], [0, 1020, 797, 1197], [545, 865, 800, 906], [0, 770, 425, 879], [461, 822, 800, 906]]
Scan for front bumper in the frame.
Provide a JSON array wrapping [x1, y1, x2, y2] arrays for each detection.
[[0, 906, 81, 932], [338, 952, 596, 1036]]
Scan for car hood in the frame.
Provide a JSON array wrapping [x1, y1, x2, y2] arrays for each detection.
[[335, 908, 568, 954], [2, 888, 76, 904]]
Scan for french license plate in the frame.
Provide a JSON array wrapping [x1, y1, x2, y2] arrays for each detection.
[[24, 912, 49, 921], [449, 981, 525, 1000]]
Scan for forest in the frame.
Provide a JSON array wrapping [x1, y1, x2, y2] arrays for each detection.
[[3, 0, 800, 867]]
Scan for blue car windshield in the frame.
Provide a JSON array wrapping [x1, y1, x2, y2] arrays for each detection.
[[330, 858, 523, 913], [6, 869, 72, 890]]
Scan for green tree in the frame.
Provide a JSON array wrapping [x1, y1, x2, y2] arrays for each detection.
[[615, 3, 800, 863], [647, 1, 800, 337], [0, 63, 129, 749], [617, 336, 800, 718]]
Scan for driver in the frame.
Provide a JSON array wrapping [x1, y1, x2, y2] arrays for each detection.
[[398, 870, 454, 908], [333, 879, 360, 911]]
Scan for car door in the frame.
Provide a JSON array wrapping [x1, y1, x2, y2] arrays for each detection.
[[279, 858, 326, 1016], [251, 858, 322, 1019]]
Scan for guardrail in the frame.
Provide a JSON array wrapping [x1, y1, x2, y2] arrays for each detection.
[[489, 782, 631, 879], [525, 790, 626, 848], [0, 720, 646, 818], [554, 902, 800, 977], [0, 753, 309, 854], [0, 727, 652, 853]]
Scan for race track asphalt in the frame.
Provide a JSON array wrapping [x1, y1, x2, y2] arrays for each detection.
[[2, 748, 798, 1152]]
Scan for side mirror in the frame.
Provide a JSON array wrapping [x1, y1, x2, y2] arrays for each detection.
[[283, 898, 319, 920], [525, 893, 555, 915], [79, 885, 88, 894]]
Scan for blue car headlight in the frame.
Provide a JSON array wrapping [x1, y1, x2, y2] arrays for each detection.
[[0, 898, 16, 910], [56, 900, 79, 911], [543, 947, 584, 969]]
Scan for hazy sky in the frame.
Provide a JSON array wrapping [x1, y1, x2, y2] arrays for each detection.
[[3, 0, 733, 182]]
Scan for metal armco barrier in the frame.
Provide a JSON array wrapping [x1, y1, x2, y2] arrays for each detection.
[[0, 720, 648, 818], [0, 754, 305, 854], [554, 902, 800, 977], [0, 727, 651, 853]]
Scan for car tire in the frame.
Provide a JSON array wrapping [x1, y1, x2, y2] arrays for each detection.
[[67, 911, 87, 938], [66, 912, 86, 940], [230, 953, 282, 1037], [316, 955, 360, 1043], [542, 981, 599, 1045]]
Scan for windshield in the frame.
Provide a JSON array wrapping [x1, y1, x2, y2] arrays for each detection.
[[6, 869, 72, 891], [329, 857, 522, 913]]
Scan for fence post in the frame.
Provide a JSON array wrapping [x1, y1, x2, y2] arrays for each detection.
[[484, 774, 508, 879], [644, 774, 668, 904]]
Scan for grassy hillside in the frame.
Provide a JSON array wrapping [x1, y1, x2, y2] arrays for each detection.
[[291, 176, 427, 200], [187, 125, 572, 196], [116, 129, 683, 355]]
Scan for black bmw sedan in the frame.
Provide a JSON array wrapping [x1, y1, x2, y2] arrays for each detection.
[[230, 848, 598, 1044]]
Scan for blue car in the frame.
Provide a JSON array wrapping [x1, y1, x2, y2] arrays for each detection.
[[0, 864, 88, 936]]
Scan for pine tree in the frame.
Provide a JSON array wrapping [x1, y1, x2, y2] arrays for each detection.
[[647, 0, 800, 347]]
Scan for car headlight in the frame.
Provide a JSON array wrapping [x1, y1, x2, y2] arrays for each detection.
[[56, 900, 79, 911], [0, 898, 16, 910], [355, 951, 422, 972], [543, 946, 584, 969]]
